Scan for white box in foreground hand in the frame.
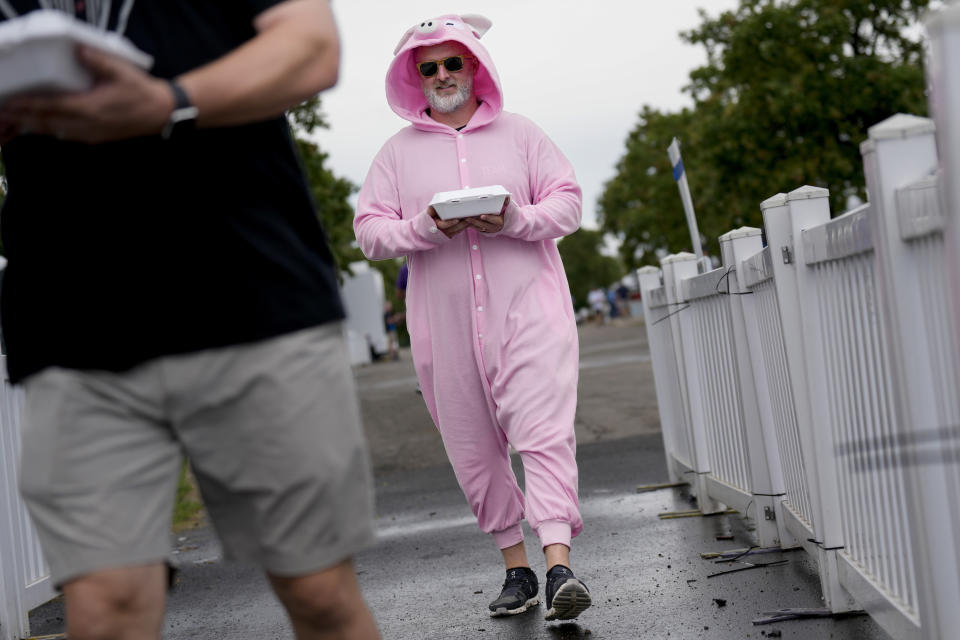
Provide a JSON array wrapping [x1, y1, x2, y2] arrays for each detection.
[[0, 10, 153, 104], [429, 185, 510, 220]]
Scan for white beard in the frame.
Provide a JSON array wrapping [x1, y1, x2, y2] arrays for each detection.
[[425, 76, 474, 113]]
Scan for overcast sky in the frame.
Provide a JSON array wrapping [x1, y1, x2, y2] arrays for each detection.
[[315, 1, 741, 230]]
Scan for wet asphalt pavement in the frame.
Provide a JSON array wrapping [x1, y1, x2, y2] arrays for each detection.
[[28, 320, 891, 639]]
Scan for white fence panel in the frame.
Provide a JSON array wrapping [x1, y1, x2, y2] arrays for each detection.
[[669, 229, 783, 546], [799, 198, 920, 637], [661, 254, 721, 513], [684, 268, 752, 493], [637, 269, 694, 481], [638, 7, 960, 637], [0, 357, 54, 640], [863, 110, 960, 640]]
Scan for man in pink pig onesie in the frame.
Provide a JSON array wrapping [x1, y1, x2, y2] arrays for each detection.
[[354, 13, 593, 622]]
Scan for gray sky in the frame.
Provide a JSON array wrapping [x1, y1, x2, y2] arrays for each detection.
[[316, 1, 740, 230]]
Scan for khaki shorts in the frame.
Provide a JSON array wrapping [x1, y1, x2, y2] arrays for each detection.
[[19, 322, 375, 586]]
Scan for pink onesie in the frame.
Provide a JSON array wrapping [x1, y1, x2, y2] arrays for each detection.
[[354, 14, 583, 550]]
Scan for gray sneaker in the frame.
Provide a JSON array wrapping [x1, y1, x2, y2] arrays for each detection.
[[488, 567, 540, 617], [544, 565, 591, 621]]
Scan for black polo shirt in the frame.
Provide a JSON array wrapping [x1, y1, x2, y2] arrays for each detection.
[[0, 1, 344, 382]]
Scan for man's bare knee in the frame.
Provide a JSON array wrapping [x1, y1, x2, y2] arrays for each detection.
[[63, 565, 167, 640], [270, 559, 363, 628]]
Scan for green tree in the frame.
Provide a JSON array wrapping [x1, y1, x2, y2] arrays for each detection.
[[599, 0, 930, 265], [287, 97, 362, 273], [558, 229, 623, 309], [599, 106, 702, 269], [288, 100, 412, 343]]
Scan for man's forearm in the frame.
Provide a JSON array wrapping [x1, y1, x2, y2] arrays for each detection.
[[179, 0, 339, 128]]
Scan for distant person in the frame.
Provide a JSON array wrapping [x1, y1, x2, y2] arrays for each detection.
[[606, 288, 619, 319], [616, 283, 631, 317], [587, 287, 606, 324], [0, 2, 379, 639], [354, 13, 592, 621], [384, 300, 400, 361], [396, 261, 409, 303]]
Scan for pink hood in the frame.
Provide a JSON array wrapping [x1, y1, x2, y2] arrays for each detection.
[[386, 14, 503, 133]]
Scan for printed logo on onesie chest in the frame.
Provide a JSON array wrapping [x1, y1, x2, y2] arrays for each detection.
[[478, 164, 506, 180], [475, 151, 526, 187]]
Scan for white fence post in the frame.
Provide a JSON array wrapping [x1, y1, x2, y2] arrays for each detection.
[[727, 233, 800, 550], [717, 228, 783, 548], [760, 188, 858, 612], [661, 253, 721, 513], [864, 112, 960, 640]]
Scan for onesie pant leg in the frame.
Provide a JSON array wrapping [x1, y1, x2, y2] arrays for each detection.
[[491, 337, 583, 549], [499, 403, 582, 549], [416, 349, 526, 549]]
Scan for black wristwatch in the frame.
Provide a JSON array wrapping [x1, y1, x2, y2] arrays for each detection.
[[161, 80, 198, 140]]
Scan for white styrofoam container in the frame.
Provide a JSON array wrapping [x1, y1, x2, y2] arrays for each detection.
[[429, 185, 510, 220], [0, 10, 153, 103]]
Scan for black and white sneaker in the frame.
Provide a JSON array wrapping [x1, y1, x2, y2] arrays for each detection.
[[544, 565, 591, 621], [488, 567, 540, 617]]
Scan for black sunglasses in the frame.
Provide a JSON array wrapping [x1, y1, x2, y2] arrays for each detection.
[[417, 55, 475, 78]]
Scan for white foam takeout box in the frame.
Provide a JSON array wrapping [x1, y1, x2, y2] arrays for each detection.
[[429, 185, 510, 220], [0, 10, 153, 104]]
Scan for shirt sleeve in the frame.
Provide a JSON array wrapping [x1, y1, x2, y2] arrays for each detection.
[[353, 143, 450, 261], [499, 121, 582, 242]]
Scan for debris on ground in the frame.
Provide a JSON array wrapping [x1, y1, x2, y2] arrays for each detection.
[[753, 607, 868, 624], [658, 508, 738, 519], [636, 481, 689, 493], [707, 559, 789, 578], [701, 545, 800, 560]]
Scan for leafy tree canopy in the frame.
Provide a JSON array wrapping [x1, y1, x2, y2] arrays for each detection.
[[558, 228, 624, 309], [287, 97, 363, 273], [598, 0, 930, 268]]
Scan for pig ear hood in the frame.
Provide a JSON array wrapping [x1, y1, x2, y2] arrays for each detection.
[[386, 14, 503, 131]]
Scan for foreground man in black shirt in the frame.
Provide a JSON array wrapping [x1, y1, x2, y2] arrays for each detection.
[[0, 1, 379, 638]]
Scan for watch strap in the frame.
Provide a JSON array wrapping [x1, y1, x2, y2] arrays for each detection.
[[161, 80, 198, 140]]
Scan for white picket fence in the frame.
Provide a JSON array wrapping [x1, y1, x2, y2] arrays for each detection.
[[639, 7, 960, 639], [0, 357, 54, 640]]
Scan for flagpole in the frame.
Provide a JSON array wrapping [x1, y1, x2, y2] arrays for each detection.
[[667, 137, 708, 271]]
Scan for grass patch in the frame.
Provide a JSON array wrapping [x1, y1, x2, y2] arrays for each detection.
[[173, 462, 205, 532]]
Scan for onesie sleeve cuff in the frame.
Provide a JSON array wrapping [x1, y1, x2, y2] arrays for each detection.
[[413, 209, 451, 245], [499, 199, 530, 238]]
